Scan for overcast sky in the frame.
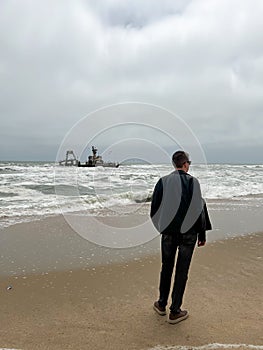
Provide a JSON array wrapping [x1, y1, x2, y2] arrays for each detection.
[[1, 0, 263, 163]]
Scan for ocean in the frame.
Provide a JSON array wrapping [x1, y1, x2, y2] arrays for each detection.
[[0, 161, 263, 230]]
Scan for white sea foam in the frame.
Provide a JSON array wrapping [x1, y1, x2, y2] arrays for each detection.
[[1, 162, 263, 228], [148, 343, 263, 350]]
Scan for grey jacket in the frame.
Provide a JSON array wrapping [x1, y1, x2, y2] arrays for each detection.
[[150, 170, 211, 240]]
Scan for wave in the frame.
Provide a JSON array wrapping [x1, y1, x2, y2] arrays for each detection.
[[1, 162, 263, 229], [23, 184, 96, 196], [0, 191, 18, 198], [0, 167, 19, 174], [233, 193, 263, 199], [104, 191, 152, 204]]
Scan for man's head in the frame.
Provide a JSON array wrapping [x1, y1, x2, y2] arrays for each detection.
[[172, 150, 191, 170]]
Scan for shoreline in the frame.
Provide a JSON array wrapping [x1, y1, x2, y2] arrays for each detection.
[[1, 200, 262, 349], [0, 232, 262, 349], [1, 193, 263, 231], [1, 200, 263, 277]]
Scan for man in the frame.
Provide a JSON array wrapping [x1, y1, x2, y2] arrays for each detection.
[[150, 150, 211, 324]]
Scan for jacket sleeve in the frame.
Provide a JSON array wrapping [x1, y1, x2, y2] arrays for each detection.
[[150, 179, 163, 219], [195, 200, 212, 242], [203, 201, 212, 230], [198, 231, 206, 242]]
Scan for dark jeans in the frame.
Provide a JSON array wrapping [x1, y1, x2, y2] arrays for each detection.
[[158, 233, 196, 313]]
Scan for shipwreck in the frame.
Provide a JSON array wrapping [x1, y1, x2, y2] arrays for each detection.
[[59, 146, 120, 168]]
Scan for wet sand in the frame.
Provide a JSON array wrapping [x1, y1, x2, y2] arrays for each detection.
[[0, 211, 262, 349]]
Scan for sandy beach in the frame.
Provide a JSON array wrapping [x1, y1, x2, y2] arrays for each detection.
[[2, 0, 263, 348], [0, 210, 262, 350]]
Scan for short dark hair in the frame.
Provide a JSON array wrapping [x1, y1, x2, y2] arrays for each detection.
[[172, 150, 190, 168]]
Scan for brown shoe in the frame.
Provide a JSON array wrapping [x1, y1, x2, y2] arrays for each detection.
[[168, 309, 189, 324], [153, 301, 166, 316]]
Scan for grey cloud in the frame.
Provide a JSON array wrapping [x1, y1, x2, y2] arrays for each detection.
[[87, 0, 192, 28], [0, 0, 263, 162]]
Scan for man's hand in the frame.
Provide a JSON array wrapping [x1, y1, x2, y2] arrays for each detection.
[[198, 231, 206, 246], [197, 240, 206, 247]]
